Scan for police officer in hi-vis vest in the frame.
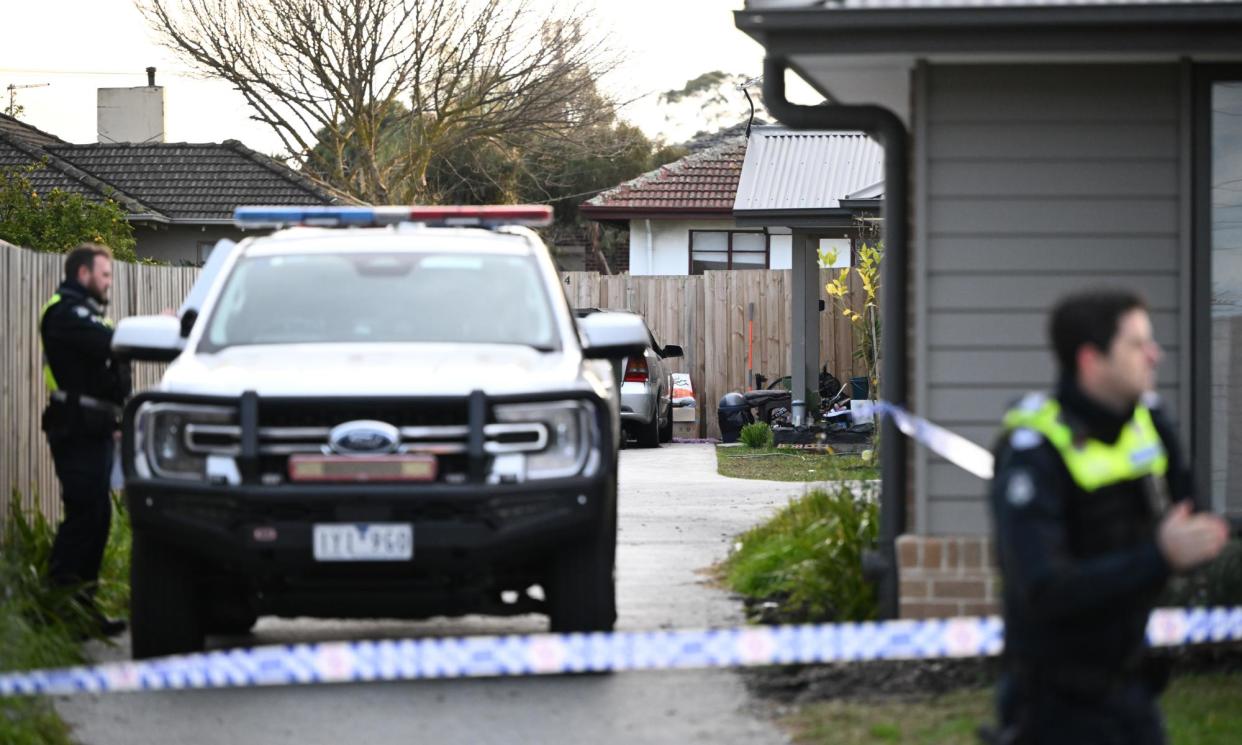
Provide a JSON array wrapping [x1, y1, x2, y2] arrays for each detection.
[[989, 289, 1228, 744], [39, 243, 130, 637]]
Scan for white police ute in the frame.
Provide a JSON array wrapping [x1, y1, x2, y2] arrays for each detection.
[[111, 205, 648, 659]]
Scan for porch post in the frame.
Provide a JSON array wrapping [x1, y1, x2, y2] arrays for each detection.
[[790, 230, 821, 409]]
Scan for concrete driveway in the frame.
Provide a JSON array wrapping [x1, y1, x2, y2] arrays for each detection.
[[57, 444, 830, 745]]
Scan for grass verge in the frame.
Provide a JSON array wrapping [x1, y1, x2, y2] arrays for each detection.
[[1, 492, 131, 744], [784, 673, 1242, 745], [722, 487, 878, 622], [717, 446, 879, 482]]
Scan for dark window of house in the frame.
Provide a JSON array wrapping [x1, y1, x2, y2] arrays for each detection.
[[1209, 79, 1242, 514], [196, 241, 215, 266], [688, 231, 769, 274]]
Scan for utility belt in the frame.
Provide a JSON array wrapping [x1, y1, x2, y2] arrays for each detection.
[[42, 390, 122, 438]]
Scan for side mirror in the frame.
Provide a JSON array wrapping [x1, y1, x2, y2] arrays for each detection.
[[179, 308, 198, 338], [661, 344, 684, 359], [112, 315, 184, 362], [578, 312, 649, 360]]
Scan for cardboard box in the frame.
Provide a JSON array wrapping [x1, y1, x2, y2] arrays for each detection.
[[673, 421, 698, 439]]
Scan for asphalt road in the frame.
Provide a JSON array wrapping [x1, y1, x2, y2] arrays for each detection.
[[56, 444, 830, 745]]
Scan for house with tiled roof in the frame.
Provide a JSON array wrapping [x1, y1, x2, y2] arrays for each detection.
[[0, 112, 336, 264], [580, 125, 883, 275]]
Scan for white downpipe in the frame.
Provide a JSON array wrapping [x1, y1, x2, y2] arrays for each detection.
[[645, 219, 654, 275]]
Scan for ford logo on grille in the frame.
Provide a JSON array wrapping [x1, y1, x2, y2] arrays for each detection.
[[329, 420, 400, 455]]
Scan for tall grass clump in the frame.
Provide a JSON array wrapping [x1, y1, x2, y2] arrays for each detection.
[[724, 487, 879, 622], [1, 491, 131, 744]]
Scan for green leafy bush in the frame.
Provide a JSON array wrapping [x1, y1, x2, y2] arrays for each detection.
[[0, 164, 137, 261], [1161, 539, 1242, 608], [724, 487, 879, 622], [1, 491, 132, 743], [740, 421, 774, 449]]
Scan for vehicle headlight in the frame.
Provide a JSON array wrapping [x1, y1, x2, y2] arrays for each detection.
[[493, 400, 596, 480], [134, 403, 237, 480]]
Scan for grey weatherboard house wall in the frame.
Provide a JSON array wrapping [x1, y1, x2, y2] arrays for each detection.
[[736, 0, 1242, 618], [918, 64, 1184, 536]]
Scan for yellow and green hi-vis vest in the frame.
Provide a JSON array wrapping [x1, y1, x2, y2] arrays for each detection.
[[39, 293, 63, 392], [1002, 394, 1168, 493], [37, 292, 114, 393]]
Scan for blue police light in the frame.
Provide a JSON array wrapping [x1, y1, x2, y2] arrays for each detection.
[[234, 205, 553, 229]]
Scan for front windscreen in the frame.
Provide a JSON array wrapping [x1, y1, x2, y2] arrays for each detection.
[[200, 252, 558, 352]]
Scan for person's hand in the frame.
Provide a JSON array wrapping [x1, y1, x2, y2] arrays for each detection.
[[160, 307, 176, 317], [1157, 500, 1229, 571]]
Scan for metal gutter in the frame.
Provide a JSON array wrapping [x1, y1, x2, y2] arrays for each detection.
[[762, 56, 909, 620], [737, 4, 1242, 33], [732, 208, 861, 229], [735, 6, 1242, 58], [578, 207, 734, 220], [167, 218, 240, 226]]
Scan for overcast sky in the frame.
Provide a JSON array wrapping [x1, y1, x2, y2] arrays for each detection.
[[0, 0, 797, 155]]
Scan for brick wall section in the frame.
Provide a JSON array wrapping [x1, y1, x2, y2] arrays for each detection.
[[897, 535, 1001, 619]]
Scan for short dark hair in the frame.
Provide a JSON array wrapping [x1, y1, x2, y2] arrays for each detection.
[[64, 243, 112, 281], [1049, 289, 1148, 376]]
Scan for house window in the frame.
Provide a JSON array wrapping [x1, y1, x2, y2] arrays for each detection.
[[1205, 75, 1242, 514], [195, 241, 215, 266], [688, 231, 769, 274]]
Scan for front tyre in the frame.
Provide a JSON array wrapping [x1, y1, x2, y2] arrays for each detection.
[[548, 478, 617, 633], [130, 530, 205, 659]]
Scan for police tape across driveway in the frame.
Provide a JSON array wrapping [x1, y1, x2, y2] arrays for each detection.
[[2, 607, 1242, 697], [3, 402, 1239, 698]]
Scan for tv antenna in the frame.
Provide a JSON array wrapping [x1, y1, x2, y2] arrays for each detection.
[[5, 82, 50, 117]]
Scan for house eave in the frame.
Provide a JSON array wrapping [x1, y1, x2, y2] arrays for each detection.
[[126, 213, 171, 225], [168, 218, 239, 226], [735, 5, 1242, 58], [579, 206, 735, 222], [129, 217, 253, 228], [733, 207, 864, 229]]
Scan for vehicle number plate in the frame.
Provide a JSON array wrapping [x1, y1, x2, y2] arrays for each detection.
[[312, 523, 413, 561]]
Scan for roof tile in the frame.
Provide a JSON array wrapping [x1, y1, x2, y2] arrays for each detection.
[[582, 138, 747, 213], [0, 125, 335, 222]]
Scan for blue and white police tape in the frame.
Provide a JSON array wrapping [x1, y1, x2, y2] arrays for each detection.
[[3, 607, 1241, 697], [856, 401, 995, 479]]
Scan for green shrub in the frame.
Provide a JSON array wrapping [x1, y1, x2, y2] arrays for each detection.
[[0, 164, 137, 261], [1161, 539, 1242, 608], [724, 487, 879, 622], [96, 493, 132, 619], [740, 421, 774, 449], [0, 491, 132, 744]]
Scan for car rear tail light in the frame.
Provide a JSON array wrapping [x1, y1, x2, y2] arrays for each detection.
[[624, 357, 649, 383]]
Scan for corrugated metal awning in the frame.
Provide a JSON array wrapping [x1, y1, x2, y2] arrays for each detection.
[[732, 126, 883, 216]]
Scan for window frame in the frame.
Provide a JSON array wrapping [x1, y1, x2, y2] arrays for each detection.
[[687, 229, 771, 274], [1193, 64, 1242, 515]]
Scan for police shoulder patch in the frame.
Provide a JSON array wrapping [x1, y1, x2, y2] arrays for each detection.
[[1009, 427, 1043, 451], [1005, 469, 1036, 508], [1016, 392, 1047, 413]]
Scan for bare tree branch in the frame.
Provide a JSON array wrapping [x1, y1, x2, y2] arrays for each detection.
[[139, 0, 618, 204]]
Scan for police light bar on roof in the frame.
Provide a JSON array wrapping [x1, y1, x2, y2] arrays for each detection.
[[233, 205, 553, 229]]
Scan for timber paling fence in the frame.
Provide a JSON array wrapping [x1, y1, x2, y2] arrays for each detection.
[[2, 241, 864, 523]]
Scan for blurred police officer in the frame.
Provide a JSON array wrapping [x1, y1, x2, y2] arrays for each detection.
[[989, 289, 1228, 744], [40, 243, 130, 636]]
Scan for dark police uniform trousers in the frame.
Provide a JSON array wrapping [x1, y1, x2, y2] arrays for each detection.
[[988, 380, 1193, 745], [39, 280, 127, 602]]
